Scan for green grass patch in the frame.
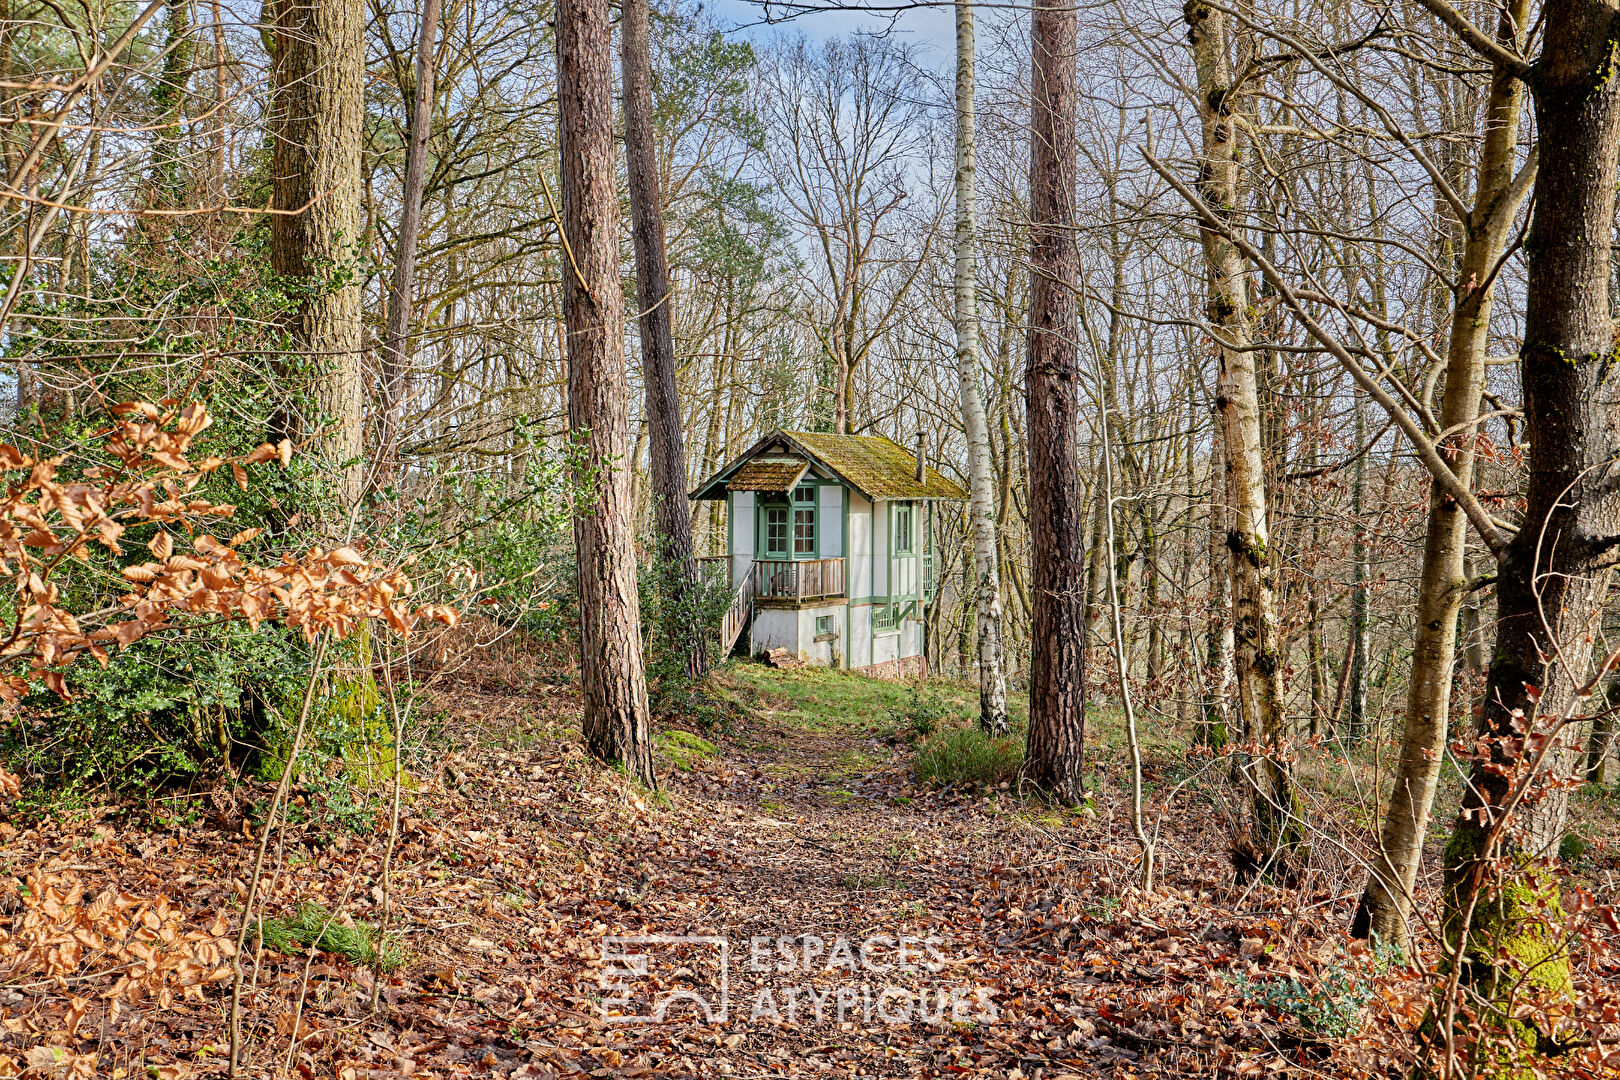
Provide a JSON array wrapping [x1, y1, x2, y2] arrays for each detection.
[[656, 729, 718, 771], [913, 722, 1024, 787], [255, 901, 405, 972]]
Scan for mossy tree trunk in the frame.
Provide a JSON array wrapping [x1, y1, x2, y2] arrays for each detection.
[[1441, 0, 1620, 1040]]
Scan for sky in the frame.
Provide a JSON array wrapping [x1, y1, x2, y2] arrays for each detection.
[[706, 0, 958, 61]]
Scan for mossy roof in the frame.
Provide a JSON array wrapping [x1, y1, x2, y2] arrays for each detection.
[[727, 457, 809, 492], [690, 430, 968, 501]]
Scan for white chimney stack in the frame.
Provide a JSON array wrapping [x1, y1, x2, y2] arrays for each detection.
[[914, 431, 926, 484]]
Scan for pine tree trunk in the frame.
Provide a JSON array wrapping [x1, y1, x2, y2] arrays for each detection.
[[621, 0, 704, 680], [378, 0, 442, 490], [1020, 0, 1086, 803], [953, 0, 1008, 734], [1353, 3, 1530, 948], [1443, 0, 1620, 1015], [556, 0, 656, 786], [267, 0, 366, 508], [1185, 0, 1296, 856]]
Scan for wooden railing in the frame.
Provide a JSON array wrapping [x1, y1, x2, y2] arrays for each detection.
[[718, 572, 754, 656], [753, 557, 846, 602], [871, 598, 916, 632]]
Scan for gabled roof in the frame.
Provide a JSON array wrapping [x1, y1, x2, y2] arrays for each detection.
[[727, 457, 810, 492], [690, 430, 969, 501]]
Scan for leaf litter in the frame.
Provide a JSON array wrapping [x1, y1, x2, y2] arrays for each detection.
[[0, 675, 1615, 1079]]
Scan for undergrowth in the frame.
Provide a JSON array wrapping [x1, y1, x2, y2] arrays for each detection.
[[912, 722, 1024, 787], [254, 900, 405, 972]]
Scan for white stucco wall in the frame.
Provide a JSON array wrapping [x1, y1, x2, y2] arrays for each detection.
[[849, 493, 873, 599], [750, 603, 849, 665], [819, 484, 843, 558], [731, 491, 755, 591]]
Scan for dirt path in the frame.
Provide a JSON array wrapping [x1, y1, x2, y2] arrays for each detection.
[[0, 671, 1353, 1079]]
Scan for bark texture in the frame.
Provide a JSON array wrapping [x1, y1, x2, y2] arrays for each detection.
[[1184, 0, 1297, 855], [953, 0, 1008, 734], [557, 0, 656, 785], [268, 0, 366, 508], [1353, 2, 1530, 948], [621, 0, 704, 679], [1443, 0, 1620, 980], [1020, 0, 1085, 803]]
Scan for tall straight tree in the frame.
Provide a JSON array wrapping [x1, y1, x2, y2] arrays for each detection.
[[1352, 0, 1533, 948], [1182, 0, 1297, 857], [953, 0, 1008, 735], [378, 0, 443, 488], [1020, 0, 1085, 802], [621, 0, 704, 679], [556, 0, 656, 785], [1438, 0, 1620, 996], [267, 0, 365, 508]]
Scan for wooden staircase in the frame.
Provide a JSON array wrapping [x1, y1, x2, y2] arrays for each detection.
[[719, 572, 755, 657]]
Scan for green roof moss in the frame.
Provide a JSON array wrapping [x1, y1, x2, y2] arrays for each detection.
[[692, 430, 968, 501], [781, 431, 968, 500]]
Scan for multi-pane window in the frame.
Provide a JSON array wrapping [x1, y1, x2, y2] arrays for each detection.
[[893, 502, 913, 554], [794, 508, 816, 555], [764, 506, 789, 556], [793, 486, 816, 556]]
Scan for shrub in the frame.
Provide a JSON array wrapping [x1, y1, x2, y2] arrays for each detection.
[[913, 722, 1023, 787], [1225, 946, 1394, 1038], [891, 686, 964, 743], [639, 547, 735, 717]]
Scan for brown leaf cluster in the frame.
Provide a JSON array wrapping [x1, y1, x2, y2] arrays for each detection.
[[0, 400, 459, 710], [0, 870, 234, 1010]]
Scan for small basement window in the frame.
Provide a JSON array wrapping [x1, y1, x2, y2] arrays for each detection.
[[816, 615, 831, 634]]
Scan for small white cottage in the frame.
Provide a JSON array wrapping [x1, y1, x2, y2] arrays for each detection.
[[690, 430, 968, 676]]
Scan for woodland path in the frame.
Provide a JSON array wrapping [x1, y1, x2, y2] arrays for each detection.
[[0, 667, 1344, 1078]]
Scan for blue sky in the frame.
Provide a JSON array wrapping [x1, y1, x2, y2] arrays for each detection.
[[706, 0, 957, 60]]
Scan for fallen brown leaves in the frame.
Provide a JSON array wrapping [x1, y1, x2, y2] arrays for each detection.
[[0, 673, 1615, 1078]]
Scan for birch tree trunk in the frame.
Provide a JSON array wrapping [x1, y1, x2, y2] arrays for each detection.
[[267, 0, 366, 509], [1184, 0, 1297, 858], [953, 0, 1008, 734], [1020, 0, 1086, 803], [622, 0, 704, 680], [557, 0, 656, 785], [378, 0, 442, 489], [1352, 1, 1531, 948]]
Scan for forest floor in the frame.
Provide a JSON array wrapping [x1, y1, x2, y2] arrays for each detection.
[[2, 662, 1617, 1079]]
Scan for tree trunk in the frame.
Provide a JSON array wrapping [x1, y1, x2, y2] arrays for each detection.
[[1202, 395, 1234, 748], [557, 0, 656, 785], [953, 0, 1008, 735], [267, 0, 366, 509], [1352, 2, 1530, 949], [1348, 394, 1369, 741], [148, 0, 194, 208], [378, 0, 442, 491], [1443, 0, 1620, 1015], [1185, 0, 1296, 856], [621, 0, 704, 680], [1020, 0, 1085, 803]]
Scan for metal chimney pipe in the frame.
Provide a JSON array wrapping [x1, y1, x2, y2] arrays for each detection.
[[914, 431, 926, 483]]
